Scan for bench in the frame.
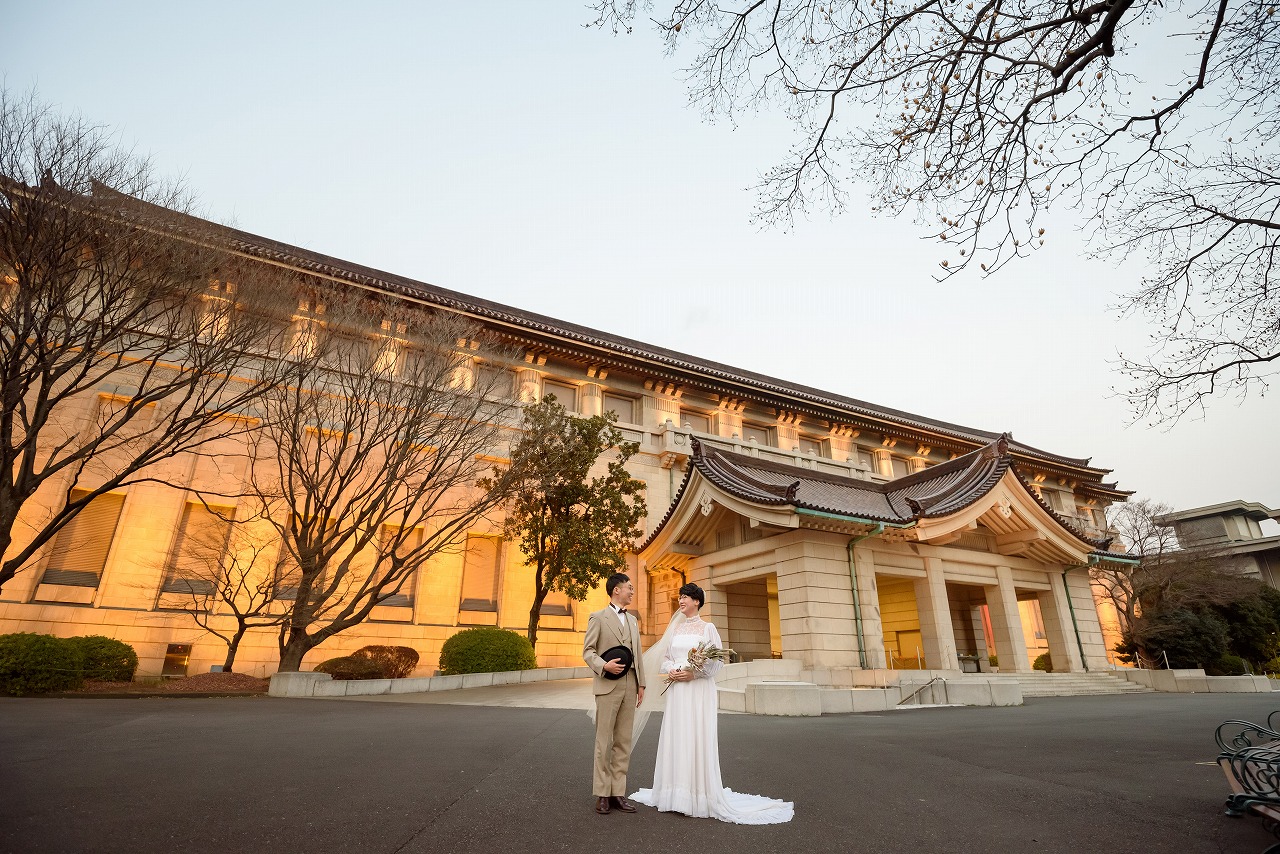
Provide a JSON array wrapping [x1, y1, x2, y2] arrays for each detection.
[[1216, 716, 1280, 852]]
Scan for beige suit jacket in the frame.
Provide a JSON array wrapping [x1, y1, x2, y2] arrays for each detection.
[[583, 606, 646, 695]]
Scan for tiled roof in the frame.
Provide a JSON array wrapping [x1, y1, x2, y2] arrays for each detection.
[[78, 181, 1122, 481], [640, 436, 1111, 551]]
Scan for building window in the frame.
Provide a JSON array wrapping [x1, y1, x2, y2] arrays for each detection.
[[377, 525, 422, 608], [40, 490, 126, 588], [161, 502, 233, 595], [855, 449, 877, 471], [798, 436, 826, 457], [742, 423, 772, 446], [603, 392, 637, 424], [477, 364, 512, 400], [539, 589, 573, 617], [889, 456, 911, 479], [459, 535, 501, 612], [1092, 508, 1108, 528], [543, 379, 578, 412], [679, 409, 710, 433], [1040, 489, 1060, 512]]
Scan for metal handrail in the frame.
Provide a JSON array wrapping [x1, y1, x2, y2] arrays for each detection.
[[897, 675, 946, 706]]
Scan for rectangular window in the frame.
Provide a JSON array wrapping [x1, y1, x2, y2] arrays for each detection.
[[889, 456, 911, 479], [742, 423, 772, 446], [543, 379, 578, 412], [1040, 489, 1060, 511], [477, 364, 512, 400], [855, 449, 876, 471], [460, 535, 501, 612], [1092, 508, 1108, 528], [679, 409, 711, 433], [378, 525, 423, 608], [540, 589, 572, 617], [603, 393, 637, 424], [161, 502, 234, 595], [798, 436, 825, 457], [41, 490, 126, 587]]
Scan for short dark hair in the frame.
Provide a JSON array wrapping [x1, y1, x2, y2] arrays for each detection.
[[678, 582, 704, 609], [606, 573, 631, 597]]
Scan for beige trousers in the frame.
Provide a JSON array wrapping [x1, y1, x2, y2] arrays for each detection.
[[592, 676, 637, 797]]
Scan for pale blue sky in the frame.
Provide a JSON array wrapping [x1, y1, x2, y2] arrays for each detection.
[[4, 1, 1276, 518]]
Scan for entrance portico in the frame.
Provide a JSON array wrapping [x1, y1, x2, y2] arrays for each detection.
[[639, 436, 1122, 684]]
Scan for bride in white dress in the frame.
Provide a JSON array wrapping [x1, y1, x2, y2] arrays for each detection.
[[630, 582, 794, 824]]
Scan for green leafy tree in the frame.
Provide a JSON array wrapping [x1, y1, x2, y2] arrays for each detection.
[[499, 395, 647, 651]]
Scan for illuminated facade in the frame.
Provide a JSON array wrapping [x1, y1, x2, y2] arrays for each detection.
[[0, 195, 1133, 679]]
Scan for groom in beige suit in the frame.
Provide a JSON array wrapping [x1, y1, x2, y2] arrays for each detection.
[[583, 572, 646, 815]]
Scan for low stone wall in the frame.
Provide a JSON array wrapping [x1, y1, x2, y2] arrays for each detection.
[[1115, 668, 1274, 693], [269, 666, 594, 698]]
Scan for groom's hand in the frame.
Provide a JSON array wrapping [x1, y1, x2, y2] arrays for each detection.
[[636, 687, 645, 707], [603, 659, 625, 675]]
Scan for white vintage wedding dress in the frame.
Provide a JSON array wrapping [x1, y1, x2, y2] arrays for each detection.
[[630, 616, 794, 824]]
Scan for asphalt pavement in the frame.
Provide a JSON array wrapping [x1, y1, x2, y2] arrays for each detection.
[[2, 690, 1277, 854]]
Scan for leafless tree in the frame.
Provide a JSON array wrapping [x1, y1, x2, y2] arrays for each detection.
[[0, 89, 293, 594], [246, 285, 521, 672], [155, 500, 289, 672], [590, 1, 1280, 422], [1092, 497, 1249, 664]]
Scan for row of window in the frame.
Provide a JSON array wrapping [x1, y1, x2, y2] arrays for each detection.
[[35, 492, 570, 617]]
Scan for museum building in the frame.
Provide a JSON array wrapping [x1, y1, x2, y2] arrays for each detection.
[[0, 189, 1135, 679]]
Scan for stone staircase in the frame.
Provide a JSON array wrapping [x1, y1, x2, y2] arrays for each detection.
[[992, 671, 1153, 697]]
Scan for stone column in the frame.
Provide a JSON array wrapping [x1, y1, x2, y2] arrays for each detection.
[[852, 543, 886, 669], [913, 557, 959, 671], [579, 382, 603, 418], [516, 368, 541, 404], [774, 535, 859, 682], [985, 565, 1032, 672], [1037, 571, 1084, 673], [716, 403, 743, 439]]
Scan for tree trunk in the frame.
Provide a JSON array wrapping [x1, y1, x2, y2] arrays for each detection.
[[223, 625, 249, 672], [277, 632, 314, 672], [527, 585, 549, 652]]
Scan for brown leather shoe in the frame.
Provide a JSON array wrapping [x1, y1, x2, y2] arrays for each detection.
[[595, 797, 611, 814], [611, 795, 637, 813]]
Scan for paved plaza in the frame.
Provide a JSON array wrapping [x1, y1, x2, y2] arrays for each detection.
[[2, 688, 1277, 854]]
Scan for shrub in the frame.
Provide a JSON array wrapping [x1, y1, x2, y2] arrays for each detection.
[[314, 655, 384, 680], [439, 628, 536, 676], [1033, 653, 1053, 672], [353, 645, 419, 679], [0, 633, 84, 696], [65, 635, 138, 682], [1261, 656, 1280, 675], [1210, 654, 1248, 676]]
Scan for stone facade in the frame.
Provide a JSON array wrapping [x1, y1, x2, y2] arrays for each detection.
[[0, 194, 1132, 679]]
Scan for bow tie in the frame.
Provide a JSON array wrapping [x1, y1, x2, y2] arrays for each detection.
[[616, 608, 627, 615]]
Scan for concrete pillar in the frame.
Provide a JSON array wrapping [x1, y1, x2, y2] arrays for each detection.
[[774, 535, 859, 678], [579, 382, 603, 418], [914, 557, 959, 670], [853, 543, 886, 668], [716, 405, 743, 439], [516, 368, 541, 404], [1038, 571, 1084, 673], [985, 565, 1032, 672]]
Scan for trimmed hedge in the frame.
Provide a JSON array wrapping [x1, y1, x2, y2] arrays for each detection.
[[1033, 653, 1053, 672], [0, 633, 85, 696], [353, 645, 419, 679], [314, 655, 384, 680], [1211, 653, 1248, 676], [65, 635, 139, 682], [439, 628, 536, 676]]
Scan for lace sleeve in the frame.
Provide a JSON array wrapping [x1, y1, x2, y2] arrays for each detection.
[[701, 622, 725, 679], [660, 645, 680, 674]]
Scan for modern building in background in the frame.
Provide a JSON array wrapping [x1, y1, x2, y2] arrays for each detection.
[[0, 189, 1135, 679], [1157, 502, 1280, 589]]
